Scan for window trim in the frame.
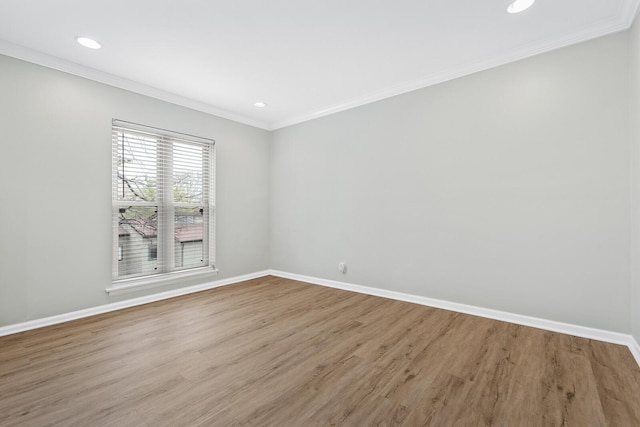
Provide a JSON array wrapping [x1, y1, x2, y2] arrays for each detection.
[[111, 119, 216, 292], [107, 266, 219, 296]]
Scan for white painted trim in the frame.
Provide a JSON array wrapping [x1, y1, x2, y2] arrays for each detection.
[[630, 337, 640, 368], [107, 268, 219, 296], [0, 40, 270, 131], [3, 2, 640, 132], [623, 0, 640, 27], [268, 270, 640, 368], [0, 270, 270, 337], [3, 267, 640, 370], [270, 15, 636, 130]]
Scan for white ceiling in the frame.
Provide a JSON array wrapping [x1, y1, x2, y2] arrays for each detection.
[[0, 0, 638, 130]]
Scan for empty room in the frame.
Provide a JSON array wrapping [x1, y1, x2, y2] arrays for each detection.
[[2, 0, 640, 425]]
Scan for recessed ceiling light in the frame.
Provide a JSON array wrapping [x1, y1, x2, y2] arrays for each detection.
[[507, 0, 535, 14], [254, 102, 267, 108], [75, 36, 101, 49]]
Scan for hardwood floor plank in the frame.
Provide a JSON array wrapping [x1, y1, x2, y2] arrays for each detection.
[[1, 276, 639, 426], [585, 339, 640, 426]]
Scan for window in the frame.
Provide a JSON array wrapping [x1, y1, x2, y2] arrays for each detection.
[[111, 119, 215, 286], [147, 244, 158, 261]]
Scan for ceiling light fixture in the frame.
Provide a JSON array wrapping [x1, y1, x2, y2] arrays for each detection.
[[507, 0, 535, 14], [75, 36, 101, 49], [254, 102, 267, 108]]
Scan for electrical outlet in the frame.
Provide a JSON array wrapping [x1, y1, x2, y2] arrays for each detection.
[[338, 262, 347, 274]]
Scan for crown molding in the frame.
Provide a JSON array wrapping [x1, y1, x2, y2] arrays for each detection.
[[0, 40, 271, 131], [622, 0, 640, 26], [270, 7, 640, 130], [2, 0, 639, 132]]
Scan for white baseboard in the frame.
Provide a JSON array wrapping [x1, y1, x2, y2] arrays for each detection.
[[268, 270, 640, 368], [0, 270, 271, 337], [630, 336, 640, 368], [3, 268, 640, 370]]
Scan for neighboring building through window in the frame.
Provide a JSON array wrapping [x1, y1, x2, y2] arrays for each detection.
[[148, 244, 158, 261], [111, 119, 215, 283]]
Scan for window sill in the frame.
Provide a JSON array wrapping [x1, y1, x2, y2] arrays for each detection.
[[106, 267, 219, 296]]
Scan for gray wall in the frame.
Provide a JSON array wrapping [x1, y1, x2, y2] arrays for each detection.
[[1, 30, 636, 335], [631, 15, 640, 344], [0, 55, 270, 327], [270, 32, 631, 332]]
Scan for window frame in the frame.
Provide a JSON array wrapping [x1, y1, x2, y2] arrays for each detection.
[[108, 119, 217, 295]]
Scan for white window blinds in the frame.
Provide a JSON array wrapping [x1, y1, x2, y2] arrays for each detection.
[[111, 119, 215, 283]]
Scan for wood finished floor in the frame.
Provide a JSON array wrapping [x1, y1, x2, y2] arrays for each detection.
[[1, 276, 639, 426]]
